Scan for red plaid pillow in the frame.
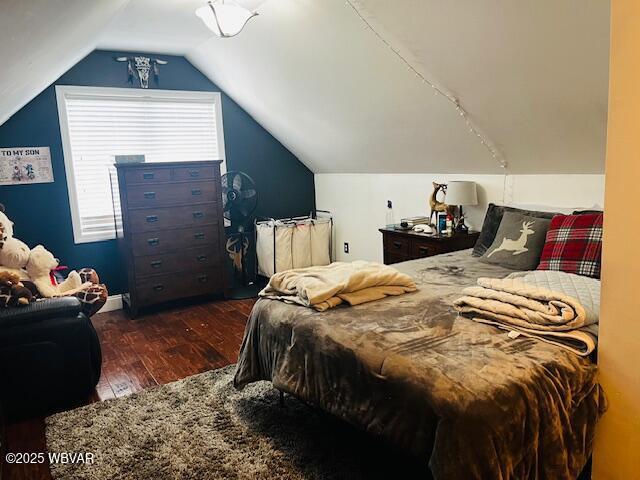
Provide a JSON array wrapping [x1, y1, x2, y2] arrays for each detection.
[[537, 213, 603, 278]]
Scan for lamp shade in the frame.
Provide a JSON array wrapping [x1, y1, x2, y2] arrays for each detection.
[[445, 181, 478, 206], [196, 1, 257, 38]]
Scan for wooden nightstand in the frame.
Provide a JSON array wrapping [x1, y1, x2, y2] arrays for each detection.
[[379, 226, 480, 265]]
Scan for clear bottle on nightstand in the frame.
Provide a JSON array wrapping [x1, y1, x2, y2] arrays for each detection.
[[386, 200, 395, 227]]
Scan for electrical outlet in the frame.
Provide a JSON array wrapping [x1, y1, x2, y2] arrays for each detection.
[[343, 242, 350, 254]]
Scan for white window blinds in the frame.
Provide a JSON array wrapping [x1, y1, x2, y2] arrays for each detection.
[[56, 87, 225, 243]]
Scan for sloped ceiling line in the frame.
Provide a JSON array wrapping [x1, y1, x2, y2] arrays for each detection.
[[0, 0, 131, 126], [346, 0, 507, 170], [2, 0, 609, 174]]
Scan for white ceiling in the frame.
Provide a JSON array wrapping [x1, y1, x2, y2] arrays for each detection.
[[1, 0, 610, 174], [0, 0, 129, 126]]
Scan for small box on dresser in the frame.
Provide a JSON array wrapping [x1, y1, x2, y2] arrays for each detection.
[[115, 161, 228, 317]]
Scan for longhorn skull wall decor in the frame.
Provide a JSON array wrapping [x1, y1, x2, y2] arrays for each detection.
[[114, 56, 168, 88]]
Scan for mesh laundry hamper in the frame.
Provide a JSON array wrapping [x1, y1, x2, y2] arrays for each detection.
[[255, 211, 332, 278]]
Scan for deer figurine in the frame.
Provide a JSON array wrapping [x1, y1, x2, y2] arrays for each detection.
[[429, 182, 452, 226], [487, 221, 535, 257]]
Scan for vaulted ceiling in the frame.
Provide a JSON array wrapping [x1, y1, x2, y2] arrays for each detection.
[[1, 0, 610, 174], [0, 0, 129, 127]]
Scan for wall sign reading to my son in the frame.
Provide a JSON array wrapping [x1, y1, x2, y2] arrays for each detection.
[[0, 147, 54, 185]]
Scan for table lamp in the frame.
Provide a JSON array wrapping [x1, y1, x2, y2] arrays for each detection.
[[445, 181, 478, 232]]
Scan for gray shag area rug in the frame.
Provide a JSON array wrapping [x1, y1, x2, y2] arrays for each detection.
[[46, 365, 426, 479]]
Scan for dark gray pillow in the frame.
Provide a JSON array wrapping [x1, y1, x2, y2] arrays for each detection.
[[472, 203, 556, 257], [573, 209, 603, 215], [480, 212, 551, 270]]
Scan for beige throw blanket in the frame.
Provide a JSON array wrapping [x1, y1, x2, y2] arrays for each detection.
[[259, 261, 417, 311], [453, 271, 600, 356]]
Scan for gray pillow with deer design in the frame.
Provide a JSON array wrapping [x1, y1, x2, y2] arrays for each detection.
[[480, 212, 551, 270]]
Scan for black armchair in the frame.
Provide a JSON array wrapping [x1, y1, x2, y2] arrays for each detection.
[[0, 297, 102, 419]]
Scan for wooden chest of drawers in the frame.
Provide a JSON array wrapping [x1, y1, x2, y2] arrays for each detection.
[[115, 161, 228, 317], [379, 227, 480, 265]]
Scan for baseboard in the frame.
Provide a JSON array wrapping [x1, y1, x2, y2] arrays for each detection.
[[98, 294, 123, 313]]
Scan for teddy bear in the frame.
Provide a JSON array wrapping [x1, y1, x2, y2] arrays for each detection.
[[24, 245, 108, 316], [0, 271, 34, 307], [0, 203, 22, 273], [25, 245, 88, 297], [0, 205, 109, 316], [0, 204, 14, 244], [0, 236, 30, 280]]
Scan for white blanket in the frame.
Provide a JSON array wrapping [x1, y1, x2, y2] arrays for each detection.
[[453, 270, 600, 356], [259, 261, 417, 311]]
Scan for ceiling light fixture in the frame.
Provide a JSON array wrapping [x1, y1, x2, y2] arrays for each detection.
[[196, 0, 258, 38]]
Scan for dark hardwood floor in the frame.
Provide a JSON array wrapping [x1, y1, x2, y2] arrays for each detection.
[[3, 297, 255, 480]]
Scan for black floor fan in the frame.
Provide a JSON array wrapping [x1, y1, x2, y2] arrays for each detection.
[[221, 170, 264, 299]]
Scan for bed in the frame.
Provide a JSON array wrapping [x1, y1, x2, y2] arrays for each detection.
[[234, 249, 605, 479]]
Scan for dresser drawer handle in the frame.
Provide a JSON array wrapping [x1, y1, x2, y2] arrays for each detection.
[[191, 189, 202, 196], [143, 192, 156, 199], [153, 284, 165, 292], [150, 260, 162, 269], [146, 215, 159, 223], [418, 246, 430, 252], [196, 255, 207, 262], [197, 275, 208, 283], [148, 238, 160, 246], [392, 241, 403, 249], [142, 172, 155, 180], [193, 211, 204, 219], [194, 233, 205, 240], [189, 170, 200, 178]]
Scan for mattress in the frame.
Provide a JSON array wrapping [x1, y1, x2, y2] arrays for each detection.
[[234, 250, 605, 479]]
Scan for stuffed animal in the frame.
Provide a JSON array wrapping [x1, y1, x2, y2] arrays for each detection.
[[25, 245, 88, 297], [23, 245, 108, 316], [0, 203, 14, 245], [75, 274, 109, 317], [0, 206, 109, 316], [0, 271, 34, 307], [0, 237, 30, 280], [0, 205, 30, 281]]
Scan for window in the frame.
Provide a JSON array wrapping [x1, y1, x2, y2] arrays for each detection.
[[56, 86, 225, 243]]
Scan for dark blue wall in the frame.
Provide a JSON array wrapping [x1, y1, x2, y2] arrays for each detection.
[[0, 50, 315, 294]]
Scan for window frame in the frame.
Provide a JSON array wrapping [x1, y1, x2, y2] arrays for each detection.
[[55, 86, 226, 244]]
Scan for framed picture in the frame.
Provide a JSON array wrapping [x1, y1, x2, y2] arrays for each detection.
[[0, 147, 54, 185]]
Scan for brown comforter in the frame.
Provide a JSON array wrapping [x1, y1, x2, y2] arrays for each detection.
[[234, 250, 605, 479]]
